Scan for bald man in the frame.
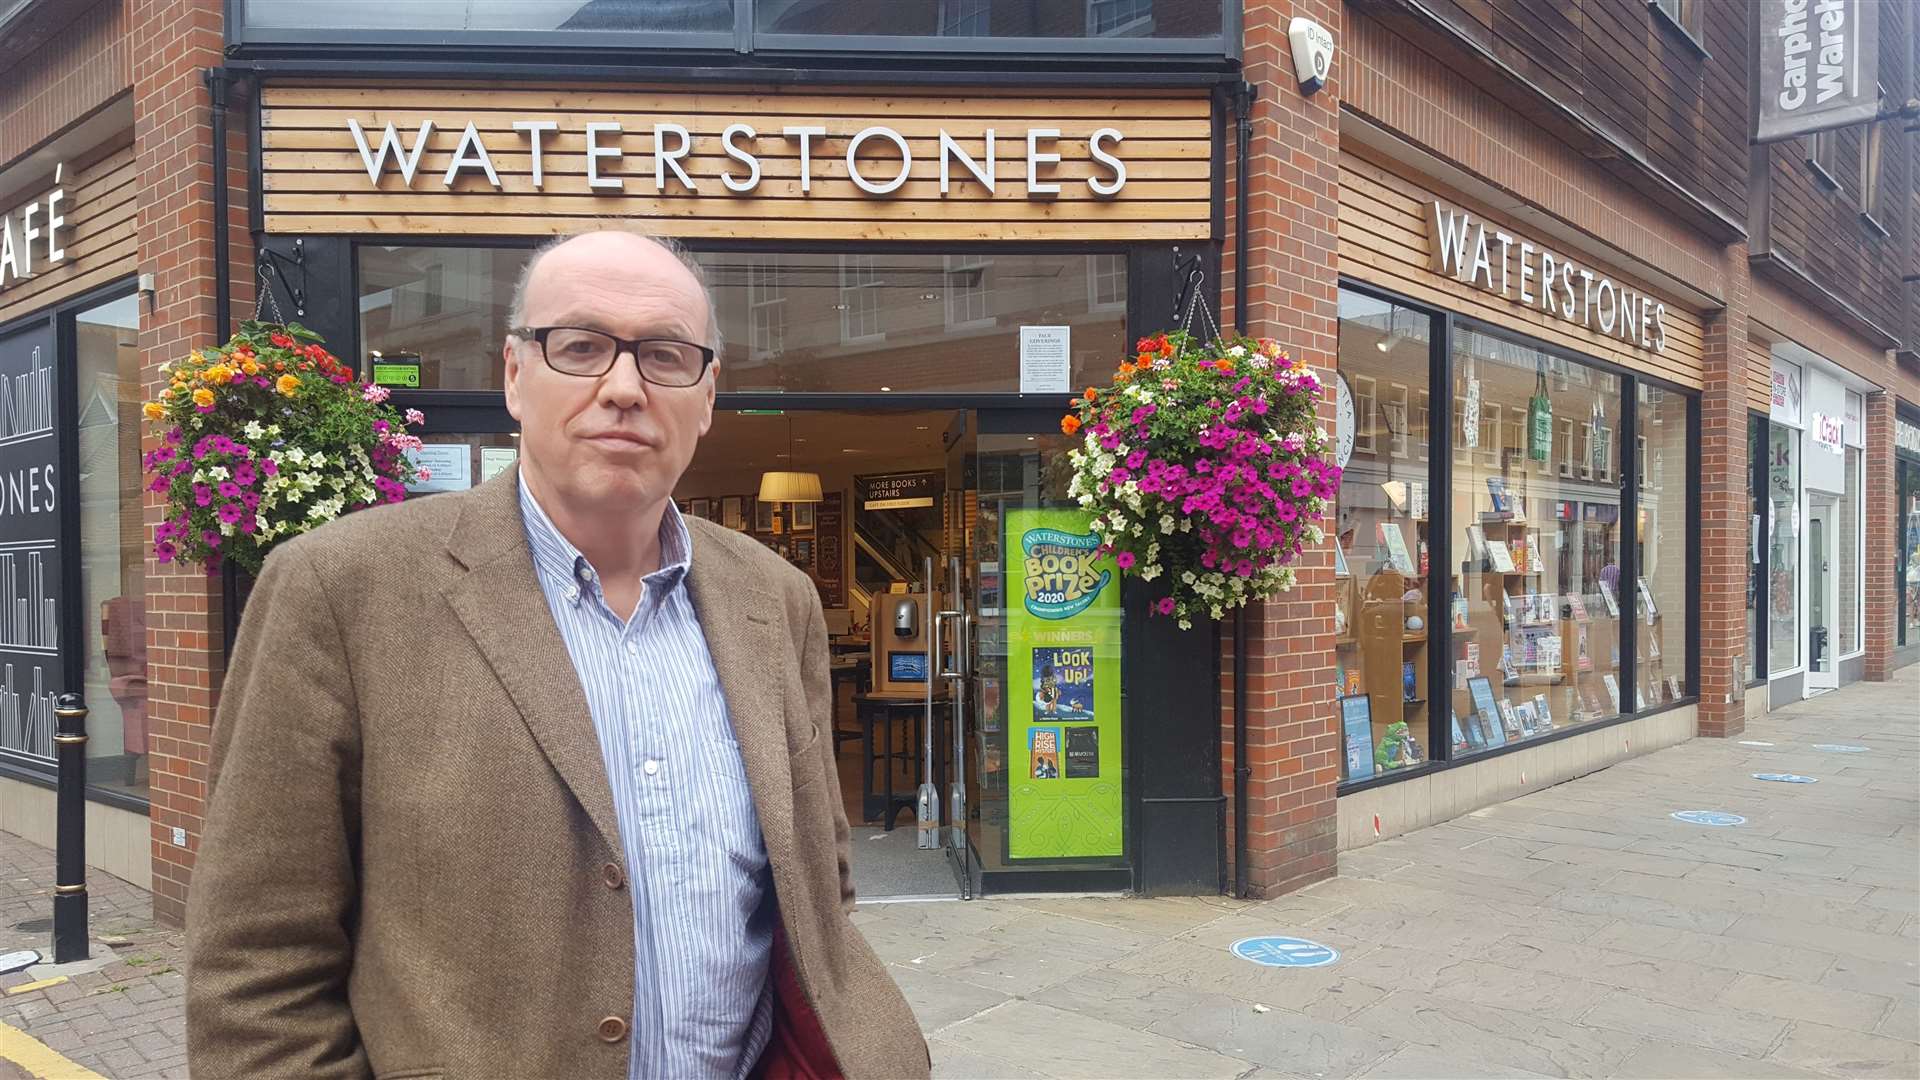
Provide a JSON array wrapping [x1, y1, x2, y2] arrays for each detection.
[[187, 232, 928, 1080]]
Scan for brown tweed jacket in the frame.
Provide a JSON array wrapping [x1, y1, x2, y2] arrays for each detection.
[[185, 466, 929, 1080]]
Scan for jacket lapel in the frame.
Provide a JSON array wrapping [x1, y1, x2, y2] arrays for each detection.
[[443, 466, 623, 853], [685, 522, 799, 877]]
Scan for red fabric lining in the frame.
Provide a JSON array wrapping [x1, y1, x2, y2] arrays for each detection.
[[752, 924, 843, 1080]]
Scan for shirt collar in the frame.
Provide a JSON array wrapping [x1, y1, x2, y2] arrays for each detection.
[[518, 477, 694, 607]]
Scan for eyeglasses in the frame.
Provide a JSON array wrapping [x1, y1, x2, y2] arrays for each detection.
[[509, 326, 715, 387]]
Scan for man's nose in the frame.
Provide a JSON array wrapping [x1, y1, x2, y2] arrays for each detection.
[[596, 347, 652, 409]]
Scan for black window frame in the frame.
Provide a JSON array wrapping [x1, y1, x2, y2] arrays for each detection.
[[224, 0, 1242, 67], [0, 276, 152, 815], [1334, 278, 1701, 797]]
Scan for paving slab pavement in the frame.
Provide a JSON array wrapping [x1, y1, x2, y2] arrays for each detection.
[[859, 665, 1920, 1080], [0, 665, 1911, 1078]]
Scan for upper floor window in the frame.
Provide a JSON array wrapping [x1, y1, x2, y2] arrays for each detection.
[[233, 0, 1234, 58], [1648, 0, 1705, 50], [1806, 128, 1841, 192], [1859, 86, 1889, 238]]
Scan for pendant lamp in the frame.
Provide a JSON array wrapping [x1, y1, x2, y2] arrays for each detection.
[[758, 414, 823, 504]]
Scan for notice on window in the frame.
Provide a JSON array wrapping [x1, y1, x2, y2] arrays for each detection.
[[479, 446, 518, 483], [405, 443, 473, 494], [1006, 508, 1122, 859], [1019, 325, 1071, 395]]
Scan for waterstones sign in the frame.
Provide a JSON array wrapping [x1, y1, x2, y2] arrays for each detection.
[[0, 165, 70, 293], [1427, 202, 1668, 354], [1754, 0, 1879, 143]]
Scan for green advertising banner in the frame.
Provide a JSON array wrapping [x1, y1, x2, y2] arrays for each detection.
[[1005, 507, 1123, 859]]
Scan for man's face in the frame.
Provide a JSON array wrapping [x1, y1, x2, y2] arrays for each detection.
[[504, 233, 717, 516]]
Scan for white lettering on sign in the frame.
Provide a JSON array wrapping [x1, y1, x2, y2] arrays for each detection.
[[1427, 202, 1667, 354], [342, 118, 1132, 199], [1779, 0, 1854, 111], [1812, 412, 1844, 454], [1895, 418, 1920, 455], [0, 165, 70, 292]]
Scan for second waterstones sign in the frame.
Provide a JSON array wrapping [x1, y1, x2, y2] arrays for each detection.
[[1427, 201, 1669, 355]]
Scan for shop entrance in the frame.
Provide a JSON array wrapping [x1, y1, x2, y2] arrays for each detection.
[[1806, 493, 1839, 692], [679, 407, 1123, 899]]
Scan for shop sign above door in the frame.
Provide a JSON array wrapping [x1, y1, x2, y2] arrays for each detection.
[[259, 85, 1214, 242], [1427, 201, 1668, 354], [0, 165, 69, 293], [1753, 0, 1880, 144]]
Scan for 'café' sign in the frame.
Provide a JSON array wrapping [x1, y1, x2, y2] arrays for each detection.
[[1428, 201, 1668, 354], [348, 118, 1131, 198], [0, 165, 69, 293]]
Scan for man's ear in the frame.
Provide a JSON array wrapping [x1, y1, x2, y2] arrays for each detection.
[[696, 360, 719, 437], [504, 339, 524, 421]]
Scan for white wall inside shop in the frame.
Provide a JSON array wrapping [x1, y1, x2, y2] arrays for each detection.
[[0, 778, 150, 890]]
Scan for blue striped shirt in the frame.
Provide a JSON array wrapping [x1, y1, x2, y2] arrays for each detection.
[[519, 481, 773, 1079]]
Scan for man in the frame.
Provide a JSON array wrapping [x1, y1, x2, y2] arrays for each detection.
[[186, 231, 929, 1080]]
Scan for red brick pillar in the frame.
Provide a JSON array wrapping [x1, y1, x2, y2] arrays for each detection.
[[1696, 245, 1750, 737], [1863, 393, 1896, 681], [1220, 1, 1343, 898], [134, 0, 251, 925]]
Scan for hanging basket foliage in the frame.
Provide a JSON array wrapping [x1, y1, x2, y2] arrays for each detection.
[[140, 321, 427, 577], [1062, 331, 1340, 629]]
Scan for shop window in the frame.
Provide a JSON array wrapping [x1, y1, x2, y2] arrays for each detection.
[[1767, 424, 1801, 673], [1901, 458, 1920, 646], [1839, 446, 1861, 655], [1332, 289, 1437, 782], [1452, 327, 1622, 751], [1089, 0, 1154, 37], [1637, 383, 1690, 701], [73, 293, 147, 802], [755, 0, 1223, 40], [1748, 413, 1765, 681], [358, 246, 1126, 395]]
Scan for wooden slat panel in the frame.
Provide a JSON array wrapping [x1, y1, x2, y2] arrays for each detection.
[[259, 84, 1214, 242], [1337, 149, 1705, 389], [261, 214, 1211, 242], [1747, 337, 1774, 413], [0, 141, 136, 326]]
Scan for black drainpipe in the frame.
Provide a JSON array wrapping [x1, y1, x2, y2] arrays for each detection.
[[1231, 80, 1254, 900]]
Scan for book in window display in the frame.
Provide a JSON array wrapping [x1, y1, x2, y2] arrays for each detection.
[[1532, 693, 1554, 731], [1378, 521, 1416, 575], [1341, 695, 1375, 781], [1526, 530, 1545, 573], [1597, 578, 1620, 618], [1498, 700, 1523, 739], [1486, 539, 1517, 573], [1514, 700, 1538, 736], [1636, 577, 1658, 623], [1602, 673, 1622, 712], [1450, 711, 1469, 754]]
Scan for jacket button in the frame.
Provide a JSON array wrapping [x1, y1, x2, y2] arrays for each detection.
[[598, 1016, 627, 1043], [602, 862, 625, 890]]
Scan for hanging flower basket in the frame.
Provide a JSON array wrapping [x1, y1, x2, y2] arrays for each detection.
[[1063, 331, 1340, 630], [140, 320, 427, 577]]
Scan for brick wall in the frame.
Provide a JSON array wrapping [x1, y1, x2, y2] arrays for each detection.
[[1864, 393, 1895, 681], [133, 0, 251, 926], [0, 0, 129, 172], [1696, 244, 1750, 737], [1218, 1, 1344, 899]]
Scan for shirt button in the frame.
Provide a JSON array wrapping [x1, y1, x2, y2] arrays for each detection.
[[602, 862, 625, 890], [625, 641, 639, 656], [597, 1016, 628, 1043], [564, 587, 580, 603], [643, 759, 660, 776]]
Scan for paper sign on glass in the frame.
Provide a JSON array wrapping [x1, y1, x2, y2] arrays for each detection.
[[405, 443, 473, 493], [1019, 325, 1072, 395]]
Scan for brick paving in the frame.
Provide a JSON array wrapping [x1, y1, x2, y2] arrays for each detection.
[[0, 665, 1913, 1078], [0, 841, 184, 1079]]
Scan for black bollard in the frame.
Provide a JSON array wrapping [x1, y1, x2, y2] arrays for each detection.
[[51, 694, 88, 964]]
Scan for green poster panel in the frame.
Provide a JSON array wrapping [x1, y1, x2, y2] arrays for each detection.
[[1005, 507, 1123, 859]]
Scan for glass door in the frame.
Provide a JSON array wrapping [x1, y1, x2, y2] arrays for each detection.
[[1807, 494, 1838, 691], [948, 411, 1130, 897]]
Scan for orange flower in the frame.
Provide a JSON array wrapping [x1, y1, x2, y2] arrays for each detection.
[[191, 388, 215, 408], [1083, 387, 1098, 401], [1215, 359, 1236, 373], [275, 374, 301, 396], [240, 358, 261, 376], [1114, 369, 1133, 385], [142, 401, 165, 421], [1136, 352, 1154, 367], [203, 364, 233, 385], [1060, 414, 1082, 435], [1158, 340, 1176, 359]]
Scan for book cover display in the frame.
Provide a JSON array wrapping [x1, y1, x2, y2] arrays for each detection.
[[1005, 508, 1123, 859]]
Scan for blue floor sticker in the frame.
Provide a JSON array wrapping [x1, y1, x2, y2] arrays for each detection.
[[1231, 936, 1339, 968], [1752, 773, 1819, 784], [1811, 744, 1869, 753], [1671, 810, 1746, 826]]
